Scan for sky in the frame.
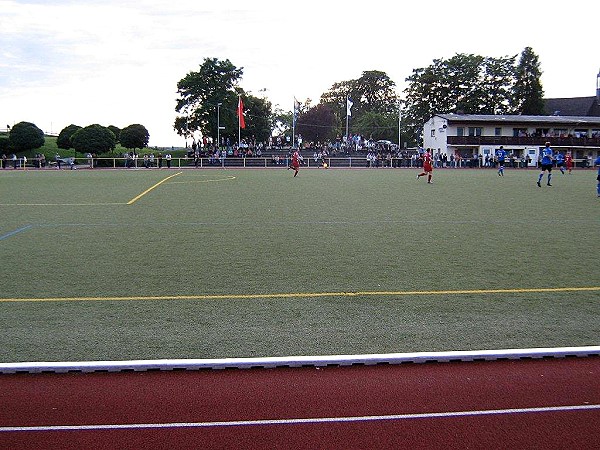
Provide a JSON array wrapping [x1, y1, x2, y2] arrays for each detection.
[[1, 0, 599, 147]]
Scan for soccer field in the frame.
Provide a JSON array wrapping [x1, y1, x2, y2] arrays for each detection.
[[0, 167, 598, 362]]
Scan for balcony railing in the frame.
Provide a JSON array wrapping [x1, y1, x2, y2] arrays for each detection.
[[447, 136, 600, 147]]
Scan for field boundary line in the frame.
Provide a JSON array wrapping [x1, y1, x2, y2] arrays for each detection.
[[1, 286, 598, 303], [126, 171, 182, 204], [1, 346, 599, 373]]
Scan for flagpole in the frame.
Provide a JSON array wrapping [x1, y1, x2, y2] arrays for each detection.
[[292, 99, 295, 149], [398, 99, 401, 149], [238, 95, 241, 149]]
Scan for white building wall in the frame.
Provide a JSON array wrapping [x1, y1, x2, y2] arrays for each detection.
[[422, 116, 448, 154]]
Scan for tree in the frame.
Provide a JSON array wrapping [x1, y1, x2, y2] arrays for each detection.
[[320, 71, 398, 121], [478, 56, 517, 114], [353, 70, 398, 116], [296, 104, 340, 143], [0, 135, 9, 153], [57, 124, 81, 150], [120, 124, 150, 150], [320, 79, 354, 120], [239, 95, 272, 142], [175, 58, 246, 142], [354, 111, 398, 142], [71, 124, 116, 154], [513, 47, 545, 115], [108, 126, 121, 143], [402, 53, 519, 145], [8, 121, 44, 152]]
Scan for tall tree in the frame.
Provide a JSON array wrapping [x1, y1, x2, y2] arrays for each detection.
[[319, 80, 354, 121], [296, 104, 340, 143], [479, 55, 517, 114], [320, 71, 398, 121], [513, 47, 544, 115], [403, 53, 520, 145], [175, 58, 264, 143], [354, 111, 398, 142]]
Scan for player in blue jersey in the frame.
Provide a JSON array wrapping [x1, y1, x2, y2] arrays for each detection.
[[537, 142, 554, 187], [496, 146, 506, 176], [595, 155, 600, 197], [555, 150, 565, 174]]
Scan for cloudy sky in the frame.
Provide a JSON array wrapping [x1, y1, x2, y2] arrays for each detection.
[[1, 0, 598, 147]]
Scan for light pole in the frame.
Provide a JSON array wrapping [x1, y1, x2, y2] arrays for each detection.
[[217, 103, 222, 150]]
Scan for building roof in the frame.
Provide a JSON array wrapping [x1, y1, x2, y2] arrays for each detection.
[[544, 96, 600, 116], [436, 113, 600, 126]]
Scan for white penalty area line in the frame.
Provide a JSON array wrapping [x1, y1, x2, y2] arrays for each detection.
[[169, 175, 236, 184], [2, 404, 599, 433]]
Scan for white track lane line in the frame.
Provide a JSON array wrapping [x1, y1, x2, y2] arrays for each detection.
[[2, 404, 599, 432]]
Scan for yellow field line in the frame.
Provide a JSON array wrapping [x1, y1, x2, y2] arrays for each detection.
[[1, 286, 598, 303], [126, 172, 182, 205]]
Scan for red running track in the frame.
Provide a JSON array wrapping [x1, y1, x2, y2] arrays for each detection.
[[1, 357, 599, 449]]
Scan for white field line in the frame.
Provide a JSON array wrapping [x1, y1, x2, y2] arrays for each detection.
[[2, 404, 599, 433]]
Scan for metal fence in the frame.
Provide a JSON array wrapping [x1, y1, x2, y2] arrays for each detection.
[[1, 156, 595, 170]]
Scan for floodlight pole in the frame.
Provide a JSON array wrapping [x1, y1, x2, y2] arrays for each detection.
[[398, 101, 402, 150], [217, 103, 222, 151]]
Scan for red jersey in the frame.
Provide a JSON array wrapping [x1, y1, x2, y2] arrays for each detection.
[[422, 152, 433, 171], [565, 154, 573, 167], [291, 151, 301, 169]]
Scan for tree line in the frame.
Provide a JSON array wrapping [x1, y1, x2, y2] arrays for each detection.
[[176, 47, 544, 148], [1, 122, 149, 155], [2, 47, 543, 155]]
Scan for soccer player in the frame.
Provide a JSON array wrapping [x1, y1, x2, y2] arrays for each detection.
[[565, 151, 574, 174], [537, 142, 554, 187], [416, 148, 433, 183], [595, 155, 600, 197], [555, 150, 565, 174], [288, 149, 302, 177], [496, 146, 506, 176]]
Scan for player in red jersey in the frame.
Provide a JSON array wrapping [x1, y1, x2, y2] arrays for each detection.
[[565, 151, 573, 174], [288, 150, 302, 177], [416, 149, 433, 183]]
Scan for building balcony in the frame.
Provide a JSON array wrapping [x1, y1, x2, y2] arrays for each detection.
[[447, 136, 600, 147]]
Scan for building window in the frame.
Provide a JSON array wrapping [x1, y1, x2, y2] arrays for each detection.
[[457, 127, 464, 137], [468, 127, 482, 137], [495, 127, 502, 136]]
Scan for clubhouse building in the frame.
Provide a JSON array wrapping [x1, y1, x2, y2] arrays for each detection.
[[423, 78, 600, 166]]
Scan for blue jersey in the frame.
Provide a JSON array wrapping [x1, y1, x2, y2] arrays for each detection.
[[496, 149, 506, 162], [556, 153, 564, 163], [595, 156, 600, 175], [541, 147, 553, 165]]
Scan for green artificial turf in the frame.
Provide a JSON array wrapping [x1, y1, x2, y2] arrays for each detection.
[[0, 167, 598, 362]]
